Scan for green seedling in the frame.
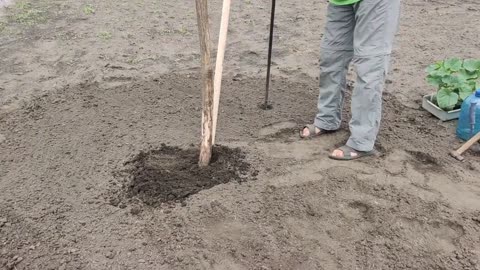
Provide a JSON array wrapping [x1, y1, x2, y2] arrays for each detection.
[[177, 25, 191, 36], [426, 58, 480, 111], [11, 1, 46, 25], [98, 31, 112, 40], [83, 4, 95, 15]]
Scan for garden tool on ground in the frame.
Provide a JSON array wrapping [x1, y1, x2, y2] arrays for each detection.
[[261, 0, 276, 110], [450, 131, 480, 161]]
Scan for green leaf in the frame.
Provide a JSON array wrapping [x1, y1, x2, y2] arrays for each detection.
[[468, 80, 477, 89], [458, 69, 478, 81], [426, 75, 443, 88], [426, 63, 441, 74], [444, 58, 462, 72], [434, 66, 452, 76], [463, 59, 480, 72], [441, 75, 463, 85], [437, 88, 459, 111], [426, 65, 435, 73], [459, 83, 474, 100], [434, 66, 450, 77]]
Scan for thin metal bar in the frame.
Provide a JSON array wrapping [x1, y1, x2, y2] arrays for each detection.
[[264, 0, 276, 109]]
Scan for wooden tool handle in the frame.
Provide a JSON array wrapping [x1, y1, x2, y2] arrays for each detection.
[[212, 0, 231, 144], [196, 0, 214, 167], [456, 131, 480, 155]]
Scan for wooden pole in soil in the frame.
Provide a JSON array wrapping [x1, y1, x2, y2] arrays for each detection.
[[195, 0, 214, 167], [212, 0, 231, 144]]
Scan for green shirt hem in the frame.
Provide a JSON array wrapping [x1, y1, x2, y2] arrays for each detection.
[[330, 0, 361, 5]]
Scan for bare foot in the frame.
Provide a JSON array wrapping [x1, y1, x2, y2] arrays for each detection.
[[301, 126, 321, 137], [328, 145, 377, 160], [300, 124, 337, 139], [330, 148, 358, 158]]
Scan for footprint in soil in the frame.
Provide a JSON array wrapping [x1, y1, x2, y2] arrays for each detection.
[[348, 201, 371, 219], [405, 150, 442, 172], [258, 120, 297, 140], [113, 144, 256, 207], [396, 217, 465, 253]]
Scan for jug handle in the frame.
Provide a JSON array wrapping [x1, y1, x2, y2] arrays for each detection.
[[470, 102, 477, 136]]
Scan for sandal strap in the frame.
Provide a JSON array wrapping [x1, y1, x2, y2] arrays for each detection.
[[338, 145, 356, 158], [300, 124, 319, 138], [303, 124, 317, 135], [329, 145, 377, 161], [300, 124, 336, 139]]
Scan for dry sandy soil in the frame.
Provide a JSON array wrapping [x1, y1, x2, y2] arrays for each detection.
[[1, 0, 480, 269]]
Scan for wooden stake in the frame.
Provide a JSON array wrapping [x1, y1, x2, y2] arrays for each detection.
[[212, 0, 231, 144], [195, 0, 214, 167]]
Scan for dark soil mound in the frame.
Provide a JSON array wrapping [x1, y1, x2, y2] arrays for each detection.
[[123, 145, 254, 206]]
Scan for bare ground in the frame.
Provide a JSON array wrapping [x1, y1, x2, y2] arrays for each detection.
[[1, 0, 480, 269]]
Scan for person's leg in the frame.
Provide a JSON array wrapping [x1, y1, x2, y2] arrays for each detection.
[[302, 3, 355, 137], [346, 55, 390, 152], [314, 49, 354, 131], [331, 0, 400, 156]]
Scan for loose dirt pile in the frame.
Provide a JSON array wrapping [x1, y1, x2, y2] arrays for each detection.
[[117, 145, 254, 206]]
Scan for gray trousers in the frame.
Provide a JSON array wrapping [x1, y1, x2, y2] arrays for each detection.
[[314, 0, 401, 152]]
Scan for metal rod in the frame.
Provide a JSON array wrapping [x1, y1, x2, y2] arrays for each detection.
[[264, 0, 276, 109]]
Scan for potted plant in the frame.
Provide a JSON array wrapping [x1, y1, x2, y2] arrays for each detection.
[[423, 58, 480, 121]]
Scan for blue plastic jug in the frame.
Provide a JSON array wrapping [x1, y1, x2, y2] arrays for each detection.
[[456, 89, 480, 141]]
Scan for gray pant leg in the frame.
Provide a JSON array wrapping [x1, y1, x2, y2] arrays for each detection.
[[353, 0, 401, 57], [346, 0, 401, 151], [315, 4, 355, 131], [346, 55, 390, 151], [315, 49, 353, 130]]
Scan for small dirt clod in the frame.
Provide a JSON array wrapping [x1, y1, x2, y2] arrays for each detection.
[[105, 251, 115, 259], [130, 206, 142, 215]]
